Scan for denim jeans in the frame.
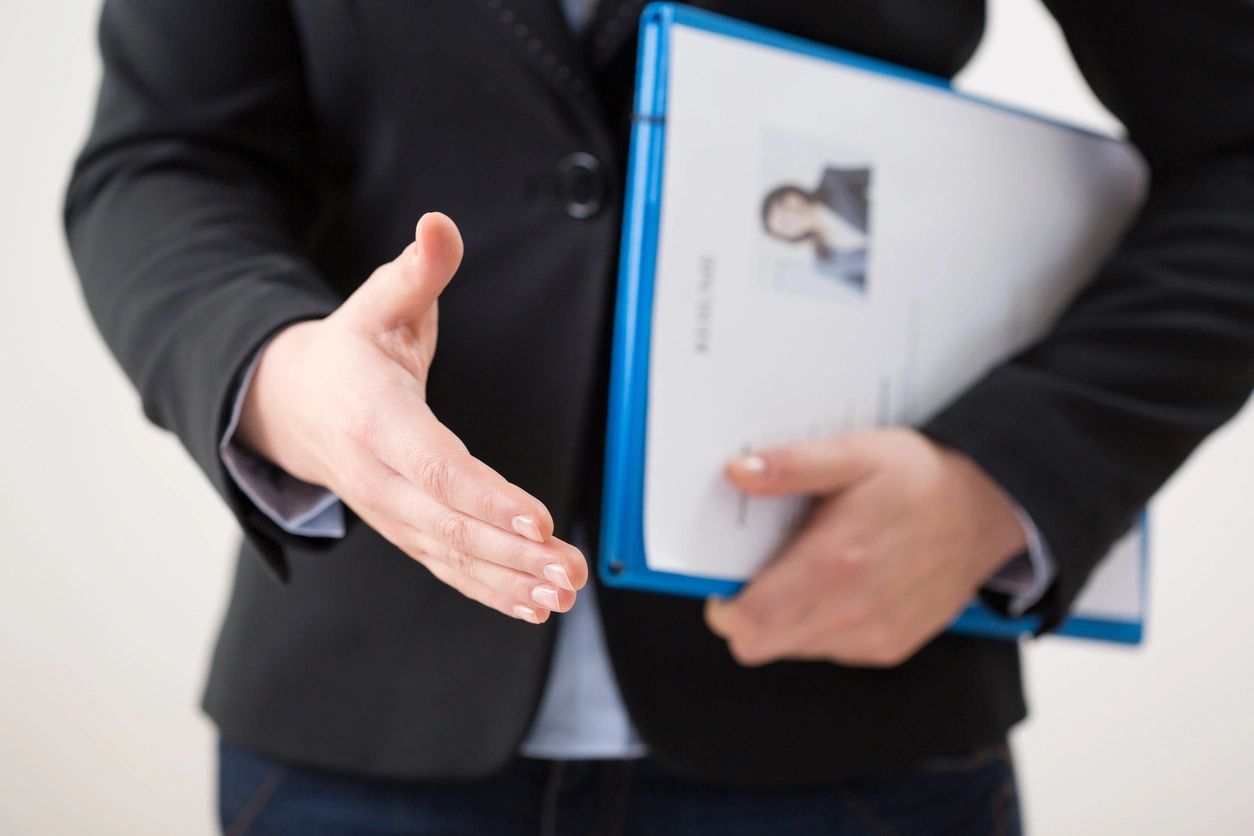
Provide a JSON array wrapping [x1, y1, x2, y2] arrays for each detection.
[[218, 738, 1022, 836]]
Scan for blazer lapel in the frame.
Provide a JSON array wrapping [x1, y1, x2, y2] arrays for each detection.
[[584, 0, 649, 68], [477, 0, 602, 107]]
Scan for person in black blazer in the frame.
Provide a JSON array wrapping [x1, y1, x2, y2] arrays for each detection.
[[65, 1, 1254, 833]]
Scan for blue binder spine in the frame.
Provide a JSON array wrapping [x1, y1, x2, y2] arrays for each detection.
[[599, 4, 669, 590]]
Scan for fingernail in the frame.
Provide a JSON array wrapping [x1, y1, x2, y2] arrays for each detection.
[[543, 563, 575, 592], [512, 514, 544, 543], [738, 455, 768, 474], [512, 605, 541, 624], [531, 584, 560, 611]]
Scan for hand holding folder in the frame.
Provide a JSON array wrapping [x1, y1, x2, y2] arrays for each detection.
[[702, 429, 1050, 666], [599, 4, 1150, 645]]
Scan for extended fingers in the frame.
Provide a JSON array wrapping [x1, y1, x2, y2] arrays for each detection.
[[352, 500, 568, 623], [419, 551, 552, 624], [399, 486, 587, 593], [356, 399, 558, 545], [404, 527, 576, 618], [349, 461, 585, 614]]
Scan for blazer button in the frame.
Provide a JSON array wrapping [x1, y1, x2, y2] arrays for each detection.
[[555, 152, 604, 219]]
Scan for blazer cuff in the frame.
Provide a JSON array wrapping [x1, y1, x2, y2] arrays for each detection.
[[219, 342, 345, 539]]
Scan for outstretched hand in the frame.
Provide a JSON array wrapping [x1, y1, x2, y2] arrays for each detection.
[[237, 213, 587, 624]]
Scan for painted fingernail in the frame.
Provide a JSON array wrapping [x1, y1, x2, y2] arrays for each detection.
[[513, 605, 541, 624], [543, 563, 575, 592], [739, 455, 767, 474], [512, 514, 544, 543], [531, 584, 560, 610]]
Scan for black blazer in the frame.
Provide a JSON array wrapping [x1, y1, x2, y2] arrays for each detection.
[[65, 0, 1254, 784]]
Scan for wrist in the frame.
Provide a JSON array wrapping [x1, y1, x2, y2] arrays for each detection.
[[236, 320, 325, 485], [938, 444, 1030, 580]]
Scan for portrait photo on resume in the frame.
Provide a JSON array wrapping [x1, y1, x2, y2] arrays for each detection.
[[758, 132, 871, 301]]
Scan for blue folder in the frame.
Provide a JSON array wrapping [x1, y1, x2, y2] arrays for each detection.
[[598, 2, 1149, 645]]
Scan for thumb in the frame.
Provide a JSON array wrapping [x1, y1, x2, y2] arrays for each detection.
[[340, 212, 464, 331], [725, 431, 884, 496]]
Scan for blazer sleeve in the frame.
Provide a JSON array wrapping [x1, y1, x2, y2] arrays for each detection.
[[919, 0, 1254, 631], [63, 0, 344, 580]]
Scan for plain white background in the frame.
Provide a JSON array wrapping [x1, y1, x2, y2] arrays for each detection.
[[1, 2, 1250, 833]]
